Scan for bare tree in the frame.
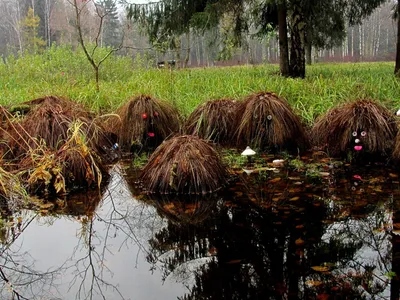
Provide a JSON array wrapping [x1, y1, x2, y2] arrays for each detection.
[[67, 0, 123, 91]]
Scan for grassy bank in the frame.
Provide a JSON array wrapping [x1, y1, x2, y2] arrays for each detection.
[[0, 45, 399, 124]]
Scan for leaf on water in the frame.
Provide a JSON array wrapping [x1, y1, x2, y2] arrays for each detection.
[[39, 203, 54, 209], [311, 266, 330, 272], [305, 280, 323, 287], [226, 259, 242, 264], [235, 191, 243, 197], [294, 181, 303, 185], [163, 203, 175, 210], [295, 238, 304, 246], [295, 224, 304, 229], [268, 177, 281, 183], [319, 172, 330, 177], [290, 196, 300, 201], [272, 197, 280, 202], [389, 173, 399, 178]]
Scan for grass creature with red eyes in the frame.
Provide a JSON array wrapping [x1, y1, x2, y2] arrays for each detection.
[[312, 99, 397, 162]]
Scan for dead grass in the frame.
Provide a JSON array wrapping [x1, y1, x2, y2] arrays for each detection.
[[106, 94, 181, 152], [312, 99, 397, 158], [139, 135, 227, 194], [235, 92, 308, 152], [184, 98, 238, 145]]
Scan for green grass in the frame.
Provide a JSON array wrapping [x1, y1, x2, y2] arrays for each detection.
[[0, 45, 399, 124]]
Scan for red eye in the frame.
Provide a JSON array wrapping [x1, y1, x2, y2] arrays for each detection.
[[352, 131, 357, 137], [361, 131, 367, 137]]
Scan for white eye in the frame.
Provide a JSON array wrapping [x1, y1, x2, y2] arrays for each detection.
[[361, 131, 367, 137], [351, 186, 356, 191], [355, 139, 360, 143], [267, 115, 272, 120], [352, 131, 357, 137]]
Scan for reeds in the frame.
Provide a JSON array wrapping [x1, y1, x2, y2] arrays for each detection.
[[139, 135, 227, 194], [312, 99, 397, 158], [184, 98, 238, 145], [235, 92, 308, 152], [107, 94, 181, 152]]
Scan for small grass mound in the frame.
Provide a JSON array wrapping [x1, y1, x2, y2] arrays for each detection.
[[4, 96, 117, 163], [139, 135, 227, 194], [19, 121, 106, 194], [235, 92, 308, 152], [184, 98, 238, 145], [312, 99, 397, 159], [106, 94, 181, 152]]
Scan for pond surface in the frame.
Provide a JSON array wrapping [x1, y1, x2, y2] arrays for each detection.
[[1, 160, 400, 300]]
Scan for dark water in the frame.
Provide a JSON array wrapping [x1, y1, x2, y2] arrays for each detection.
[[1, 162, 400, 300]]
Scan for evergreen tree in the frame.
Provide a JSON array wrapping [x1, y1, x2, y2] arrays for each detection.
[[20, 7, 46, 53]]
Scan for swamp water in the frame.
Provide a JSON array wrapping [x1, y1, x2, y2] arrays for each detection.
[[1, 158, 400, 300]]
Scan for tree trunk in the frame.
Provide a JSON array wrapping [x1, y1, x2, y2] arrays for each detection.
[[305, 39, 312, 65], [277, 0, 290, 76], [395, 4, 400, 76], [288, 2, 306, 78], [353, 25, 360, 62], [184, 31, 190, 68]]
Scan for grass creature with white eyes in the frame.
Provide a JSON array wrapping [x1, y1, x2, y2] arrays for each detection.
[[312, 99, 397, 162]]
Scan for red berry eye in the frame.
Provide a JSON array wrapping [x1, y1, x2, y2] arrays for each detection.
[[361, 131, 367, 137], [352, 131, 357, 137]]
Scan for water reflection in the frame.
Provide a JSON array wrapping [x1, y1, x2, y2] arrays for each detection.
[[0, 163, 399, 299]]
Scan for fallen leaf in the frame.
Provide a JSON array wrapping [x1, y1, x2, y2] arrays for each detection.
[[295, 238, 304, 246], [226, 259, 242, 264], [290, 196, 300, 201], [389, 173, 399, 178], [306, 280, 323, 287], [311, 266, 330, 272], [269, 177, 281, 183]]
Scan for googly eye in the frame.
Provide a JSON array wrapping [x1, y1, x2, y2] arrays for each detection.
[[267, 115, 272, 120], [352, 131, 357, 137], [353, 182, 358, 186], [361, 131, 367, 137], [351, 186, 356, 191], [355, 139, 360, 143], [360, 188, 364, 192]]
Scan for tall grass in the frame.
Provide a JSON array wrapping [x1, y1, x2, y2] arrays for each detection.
[[0, 45, 399, 124]]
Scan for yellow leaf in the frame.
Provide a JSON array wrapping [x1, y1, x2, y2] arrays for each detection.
[[295, 238, 304, 246], [268, 177, 281, 183], [305, 280, 323, 287], [311, 266, 330, 272], [290, 196, 300, 201]]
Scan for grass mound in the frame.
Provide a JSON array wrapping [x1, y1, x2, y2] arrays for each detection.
[[235, 92, 308, 152], [106, 94, 181, 152], [4, 96, 117, 163], [184, 98, 238, 145], [139, 135, 227, 194], [312, 99, 397, 159]]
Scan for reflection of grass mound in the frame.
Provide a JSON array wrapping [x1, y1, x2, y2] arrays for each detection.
[[139, 135, 227, 194], [106, 94, 181, 152], [235, 92, 308, 152], [184, 98, 238, 145], [311, 100, 397, 158], [151, 195, 218, 225]]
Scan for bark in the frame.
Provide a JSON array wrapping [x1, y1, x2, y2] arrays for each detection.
[[277, 0, 290, 77], [395, 4, 400, 77], [305, 38, 312, 65], [288, 2, 306, 78]]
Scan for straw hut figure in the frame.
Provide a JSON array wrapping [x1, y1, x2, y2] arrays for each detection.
[[106, 94, 181, 153], [139, 135, 227, 194], [185, 98, 239, 145], [235, 92, 308, 152], [312, 99, 397, 160]]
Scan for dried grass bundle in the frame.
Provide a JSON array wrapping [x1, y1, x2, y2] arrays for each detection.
[[184, 98, 238, 145], [106, 94, 181, 152], [5, 96, 117, 162], [235, 92, 308, 152], [19, 121, 108, 194], [311, 99, 397, 158], [139, 135, 227, 194]]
